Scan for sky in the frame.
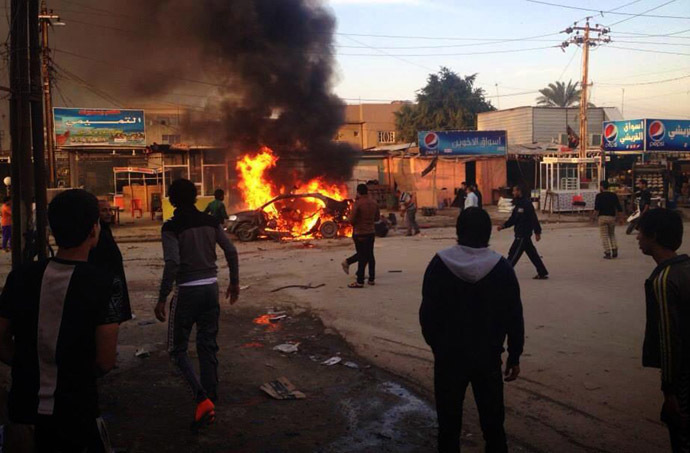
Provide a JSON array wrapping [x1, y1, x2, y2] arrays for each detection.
[[327, 0, 690, 119], [0, 0, 688, 122]]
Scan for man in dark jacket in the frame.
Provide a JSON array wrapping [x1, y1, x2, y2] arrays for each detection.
[[498, 185, 549, 280], [154, 179, 240, 430], [638, 208, 690, 452], [89, 199, 132, 322], [421, 207, 524, 453]]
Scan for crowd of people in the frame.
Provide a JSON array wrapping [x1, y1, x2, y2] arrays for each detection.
[[0, 178, 687, 452]]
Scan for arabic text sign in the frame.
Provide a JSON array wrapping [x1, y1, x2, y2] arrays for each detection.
[[602, 120, 645, 151], [646, 119, 690, 151], [53, 108, 146, 147], [418, 131, 507, 156]]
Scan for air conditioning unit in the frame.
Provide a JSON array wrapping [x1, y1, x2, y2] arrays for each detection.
[[558, 133, 569, 146], [589, 134, 602, 147]]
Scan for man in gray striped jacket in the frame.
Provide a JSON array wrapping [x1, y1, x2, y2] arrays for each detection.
[[155, 179, 240, 430]]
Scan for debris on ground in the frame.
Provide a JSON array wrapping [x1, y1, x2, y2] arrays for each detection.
[[322, 356, 342, 366], [270, 314, 288, 323], [137, 320, 156, 326], [134, 348, 150, 358], [241, 342, 264, 348], [273, 343, 300, 354], [343, 361, 359, 369], [270, 283, 325, 293], [240, 285, 251, 290], [388, 270, 403, 273], [260, 377, 306, 400]]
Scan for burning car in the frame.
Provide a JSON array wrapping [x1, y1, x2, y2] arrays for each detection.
[[227, 192, 352, 242]]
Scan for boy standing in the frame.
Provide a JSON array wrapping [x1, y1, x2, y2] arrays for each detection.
[[155, 179, 240, 429], [638, 209, 690, 452], [0, 189, 121, 451], [204, 189, 230, 224], [421, 208, 524, 452]]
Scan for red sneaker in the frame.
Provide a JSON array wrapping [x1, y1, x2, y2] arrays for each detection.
[[191, 398, 216, 430]]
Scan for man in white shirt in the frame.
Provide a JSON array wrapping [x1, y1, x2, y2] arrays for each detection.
[[465, 186, 479, 209]]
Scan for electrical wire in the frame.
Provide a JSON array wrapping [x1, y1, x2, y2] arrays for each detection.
[[597, 74, 690, 86], [558, 47, 580, 81], [525, 0, 687, 20], [607, 45, 690, 56], [338, 45, 557, 57], [334, 31, 563, 42], [607, 0, 679, 27], [339, 35, 433, 72]]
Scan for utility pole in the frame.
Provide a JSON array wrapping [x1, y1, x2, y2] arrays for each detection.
[[10, 0, 35, 268], [39, 1, 61, 188], [30, 0, 48, 260], [561, 18, 610, 159]]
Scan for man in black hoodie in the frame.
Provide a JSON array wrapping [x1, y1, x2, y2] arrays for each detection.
[[421, 207, 524, 453], [498, 185, 549, 280]]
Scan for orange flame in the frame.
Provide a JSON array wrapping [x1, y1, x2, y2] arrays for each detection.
[[236, 147, 351, 239]]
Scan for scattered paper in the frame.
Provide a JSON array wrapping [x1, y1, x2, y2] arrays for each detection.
[[260, 377, 306, 400], [321, 357, 342, 366], [134, 348, 150, 358], [343, 361, 359, 369], [273, 343, 299, 354]]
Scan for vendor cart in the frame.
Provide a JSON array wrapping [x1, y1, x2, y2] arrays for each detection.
[[539, 157, 603, 213]]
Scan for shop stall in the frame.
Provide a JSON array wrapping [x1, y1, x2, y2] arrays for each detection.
[[539, 157, 603, 212]]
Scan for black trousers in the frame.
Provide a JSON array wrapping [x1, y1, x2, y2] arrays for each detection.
[[507, 236, 548, 277], [434, 353, 507, 453], [346, 233, 376, 284], [663, 373, 690, 453], [168, 283, 220, 403]]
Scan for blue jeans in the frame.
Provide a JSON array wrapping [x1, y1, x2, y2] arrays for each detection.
[[2, 225, 11, 250], [168, 283, 220, 403]]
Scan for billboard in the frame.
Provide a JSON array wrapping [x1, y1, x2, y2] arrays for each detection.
[[646, 119, 690, 151], [54, 108, 146, 147], [418, 130, 506, 156], [602, 120, 645, 151]]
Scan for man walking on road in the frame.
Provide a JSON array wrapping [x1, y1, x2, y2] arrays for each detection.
[[593, 181, 623, 259], [155, 179, 240, 430], [342, 184, 380, 288], [498, 185, 549, 280], [421, 207, 524, 453], [638, 208, 690, 453]]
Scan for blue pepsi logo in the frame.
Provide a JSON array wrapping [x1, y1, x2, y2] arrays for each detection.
[[648, 120, 665, 141], [604, 123, 618, 143], [423, 132, 439, 149]]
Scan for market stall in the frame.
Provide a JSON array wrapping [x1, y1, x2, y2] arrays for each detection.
[[539, 157, 603, 212]]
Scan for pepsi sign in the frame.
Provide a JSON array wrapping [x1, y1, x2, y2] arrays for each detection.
[[602, 120, 644, 151], [418, 130, 506, 156], [646, 119, 690, 151]]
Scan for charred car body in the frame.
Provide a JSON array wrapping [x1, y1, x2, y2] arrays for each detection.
[[227, 193, 352, 241]]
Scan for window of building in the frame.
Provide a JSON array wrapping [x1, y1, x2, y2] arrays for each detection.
[[377, 131, 396, 144], [162, 134, 181, 144]]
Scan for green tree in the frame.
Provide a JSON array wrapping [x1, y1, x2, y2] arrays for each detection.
[[536, 80, 589, 107], [394, 68, 495, 142]]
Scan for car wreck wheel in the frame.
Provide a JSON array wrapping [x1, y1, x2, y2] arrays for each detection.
[[236, 223, 258, 242], [319, 220, 338, 239]]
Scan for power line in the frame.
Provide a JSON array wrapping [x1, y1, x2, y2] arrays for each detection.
[[614, 27, 690, 38], [608, 45, 690, 56], [338, 45, 556, 57], [597, 74, 690, 86], [612, 39, 690, 46], [336, 39, 561, 49], [525, 0, 688, 20], [334, 31, 562, 42], [59, 0, 134, 19], [607, 0, 679, 27], [339, 35, 433, 71], [558, 46, 580, 81]]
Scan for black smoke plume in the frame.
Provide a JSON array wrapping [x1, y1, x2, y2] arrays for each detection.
[[89, 0, 359, 184]]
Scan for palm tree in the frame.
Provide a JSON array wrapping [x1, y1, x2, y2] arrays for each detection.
[[536, 80, 583, 107]]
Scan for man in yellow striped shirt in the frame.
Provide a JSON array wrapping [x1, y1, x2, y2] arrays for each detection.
[[638, 208, 690, 452]]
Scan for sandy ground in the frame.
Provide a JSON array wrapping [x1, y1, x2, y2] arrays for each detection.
[[0, 215, 688, 452]]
